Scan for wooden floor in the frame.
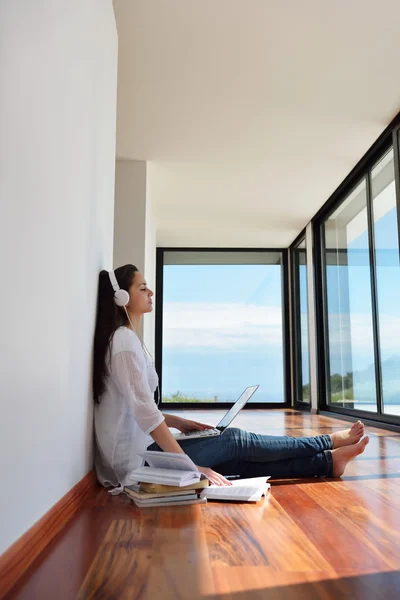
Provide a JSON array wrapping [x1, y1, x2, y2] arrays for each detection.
[[5, 410, 400, 600]]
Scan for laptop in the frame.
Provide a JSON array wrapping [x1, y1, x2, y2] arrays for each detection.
[[173, 385, 259, 441]]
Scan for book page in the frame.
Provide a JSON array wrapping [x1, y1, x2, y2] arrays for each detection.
[[229, 476, 271, 487], [139, 450, 199, 472], [203, 486, 258, 499], [202, 476, 271, 502], [130, 466, 201, 487], [132, 466, 200, 482], [201, 484, 270, 502]]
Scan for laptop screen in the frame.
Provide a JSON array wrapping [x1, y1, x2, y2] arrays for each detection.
[[216, 385, 259, 430]]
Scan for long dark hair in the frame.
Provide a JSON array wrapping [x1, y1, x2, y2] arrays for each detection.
[[93, 264, 138, 402]]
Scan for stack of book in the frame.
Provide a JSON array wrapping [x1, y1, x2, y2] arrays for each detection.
[[125, 478, 209, 507], [125, 450, 209, 508], [124, 450, 271, 507]]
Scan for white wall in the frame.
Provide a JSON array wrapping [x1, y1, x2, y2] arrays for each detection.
[[114, 159, 157, 350], [144, 169, 157, 355], [113, 159, 147, 272], [0, 0, 117, 554]]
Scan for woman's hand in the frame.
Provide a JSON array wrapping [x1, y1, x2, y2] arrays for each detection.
[[167, 415, 214, 434], [196, 466, 232, 486]]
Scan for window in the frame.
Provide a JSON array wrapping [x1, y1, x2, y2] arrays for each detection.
[[371, 149, 400, 416], [323, 180, 378, 412], [157, 250, 288, 405], [292, 238, 311, 404], [314, 118, 400, 425]]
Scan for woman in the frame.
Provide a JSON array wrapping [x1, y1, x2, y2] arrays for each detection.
[[93, 264, 369, 489]]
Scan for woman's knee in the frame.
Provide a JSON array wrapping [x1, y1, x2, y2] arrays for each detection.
[[223, 427, 242, 438], [223, 427, 249, 446]]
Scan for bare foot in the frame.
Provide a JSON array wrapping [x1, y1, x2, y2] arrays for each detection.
[[330, 421, 364, 448], [332, 436, 369, 477]]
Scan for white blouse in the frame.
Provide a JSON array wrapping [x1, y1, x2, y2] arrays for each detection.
[[94, 326, 164, 488]]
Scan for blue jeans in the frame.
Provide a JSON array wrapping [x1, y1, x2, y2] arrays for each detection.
[[148, 427, 333, 478]]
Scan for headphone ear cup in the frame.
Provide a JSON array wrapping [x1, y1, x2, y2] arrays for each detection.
[[114, 289, 130, 307]]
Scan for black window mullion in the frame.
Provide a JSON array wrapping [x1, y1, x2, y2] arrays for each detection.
[[155, 248, 164, 406], [393, 127, 400, 262], [282, 249, 292, 406], [365, 173, 383, 415], [293, 248, 303, 404], [290, 241, 305, 406], [319, 223, 331, 410], [313, 219, 330, 411]]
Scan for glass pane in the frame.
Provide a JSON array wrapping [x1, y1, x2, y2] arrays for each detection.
[[371, 148, 400, 416], [162, 252, 285, 404], [293, 239, 310, 403], [324, 180, 377, 411]]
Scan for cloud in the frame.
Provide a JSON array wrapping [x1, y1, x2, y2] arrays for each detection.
[[162, 302, 400, 358], [328, 312, 400, 362], [162, 302, 283, 350]]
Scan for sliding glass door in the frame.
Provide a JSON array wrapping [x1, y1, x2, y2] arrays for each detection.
[[316, 135, 400, 423], [322, 180, 377, 412], [371, 149, 400, 416]]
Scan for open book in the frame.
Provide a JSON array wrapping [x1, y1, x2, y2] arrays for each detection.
[[131, 450, 203, 487], [201, 476, 271, 502]]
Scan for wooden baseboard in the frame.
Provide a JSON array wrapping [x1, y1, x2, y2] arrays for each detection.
[[0, 469, 98, 598]]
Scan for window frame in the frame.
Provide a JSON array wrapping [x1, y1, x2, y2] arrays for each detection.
[[155, 247, 291, 410], [289, 230, 311, 408], [313, 115, 400, 426]]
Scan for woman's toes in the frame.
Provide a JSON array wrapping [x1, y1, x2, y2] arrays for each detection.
[[351, 421, 364, 435]]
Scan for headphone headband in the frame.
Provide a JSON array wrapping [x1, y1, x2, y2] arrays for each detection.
[[109, 270, 119, 292]]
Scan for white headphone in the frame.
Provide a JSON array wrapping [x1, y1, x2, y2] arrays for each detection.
[[109, 270, 130, 307]]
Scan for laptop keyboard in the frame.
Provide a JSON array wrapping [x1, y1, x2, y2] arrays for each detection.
[[184, 428, 219, 437]]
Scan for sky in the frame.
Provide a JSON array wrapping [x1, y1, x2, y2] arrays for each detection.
[[162, 263, 285, 403]]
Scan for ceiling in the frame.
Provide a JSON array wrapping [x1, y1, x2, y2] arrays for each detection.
[[113, 0, 400, 247]]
